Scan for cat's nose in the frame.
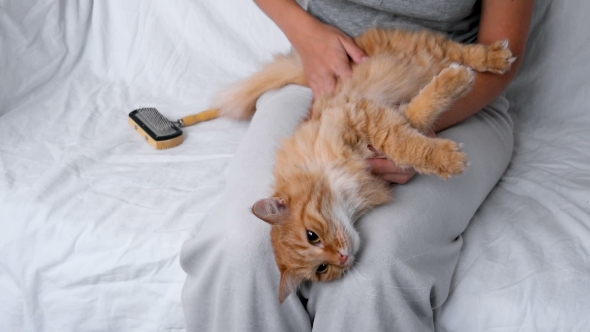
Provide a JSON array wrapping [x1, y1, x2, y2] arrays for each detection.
[[339, 254, 349, 264]]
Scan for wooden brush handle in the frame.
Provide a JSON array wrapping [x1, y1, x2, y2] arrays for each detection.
[[181, 109, 220, 127]]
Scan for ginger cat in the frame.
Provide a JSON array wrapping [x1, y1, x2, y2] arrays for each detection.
[[211, 28, 514, 302]]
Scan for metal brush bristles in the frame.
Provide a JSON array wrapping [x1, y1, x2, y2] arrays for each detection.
[[134, 108, 178, 136], [129, 106, 218, 149]]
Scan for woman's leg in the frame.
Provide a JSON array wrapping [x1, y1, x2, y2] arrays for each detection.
[[181, 82, 513, 331], [180, 85, 314, 332], [305, 96, 513, 331]]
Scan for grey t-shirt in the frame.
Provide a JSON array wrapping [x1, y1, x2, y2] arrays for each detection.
[[308, 0, 481, 43]]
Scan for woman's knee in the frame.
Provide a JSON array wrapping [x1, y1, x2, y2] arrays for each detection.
[[181, 209, 273, 276], [215, 213, 276, 270]]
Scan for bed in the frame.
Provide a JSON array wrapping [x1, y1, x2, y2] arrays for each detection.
[[1, 0, 589, 331]]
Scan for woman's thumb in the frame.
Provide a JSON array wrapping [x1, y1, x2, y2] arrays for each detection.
[[341, 38, 368, 64]]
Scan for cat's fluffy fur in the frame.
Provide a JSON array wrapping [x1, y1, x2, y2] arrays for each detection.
[[212, 28, 514, 302]]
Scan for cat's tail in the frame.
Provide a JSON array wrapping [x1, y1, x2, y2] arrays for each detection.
[[211, 52, 307, 120]]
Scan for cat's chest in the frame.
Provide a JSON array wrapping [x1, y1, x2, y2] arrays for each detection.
[[311, 118, 372, 164]]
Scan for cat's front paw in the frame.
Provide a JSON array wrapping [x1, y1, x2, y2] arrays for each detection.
[[483, 40, 516, 74], [432, 139, 467, 179]]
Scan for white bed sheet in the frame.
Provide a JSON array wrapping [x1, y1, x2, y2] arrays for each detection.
[[0, 0, 588, 331], [437, 1, 590, 330], [0, 1, 288, 330]]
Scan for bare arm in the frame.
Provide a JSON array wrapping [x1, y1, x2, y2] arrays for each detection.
[[253, 0, 367, 96], [370, 0, 535, 182], [433, 0, 536, 132]]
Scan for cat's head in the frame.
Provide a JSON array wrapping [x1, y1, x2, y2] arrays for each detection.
[[252, 195, 360, 302]]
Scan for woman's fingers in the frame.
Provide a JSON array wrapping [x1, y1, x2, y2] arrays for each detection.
[[366, 158, 417, 184], [302, 49, 346, 97], [340, 36, 368, 64], [293, 23, 367, 97], [308, 71, 338, 97], [380, 173, 415, 184], [333, 59, 353, 81], [367, 158, 416, 177], [366, 130, 436, 184], [334, 36, 367, 81]]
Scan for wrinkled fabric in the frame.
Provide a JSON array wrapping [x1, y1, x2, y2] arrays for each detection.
[[181, 84, 513, 332], [0, 1, 288, 331], [1, 0, 589, 331], [436, 1, 590, 330]]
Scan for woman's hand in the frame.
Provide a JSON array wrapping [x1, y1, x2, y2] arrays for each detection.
[[367, 130, 436, 184], [254, 0, 367, 97], [289, 21, 367, 97], [367, 157, 417, 184]]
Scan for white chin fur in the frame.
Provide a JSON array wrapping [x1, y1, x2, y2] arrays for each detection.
[[349, 228, 361, 256], [326, 167, 363, 256]]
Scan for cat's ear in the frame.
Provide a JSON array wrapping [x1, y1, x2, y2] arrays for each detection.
[[278, 269, 302, 303], [252, 197, 288, 225]]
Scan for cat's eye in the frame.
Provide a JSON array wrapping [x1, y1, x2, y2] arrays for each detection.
[[306, 230, 320, 244], [316, 264, 328, 274]]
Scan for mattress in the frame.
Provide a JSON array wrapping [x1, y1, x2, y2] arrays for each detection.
[[1, 0, 589, 331]]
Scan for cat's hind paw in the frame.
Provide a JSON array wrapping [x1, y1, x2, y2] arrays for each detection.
[[439, 65, 475, 99], [431, 139, 467, 179]]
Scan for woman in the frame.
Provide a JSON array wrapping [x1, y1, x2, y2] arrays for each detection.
[[181, 0, 535, 330]]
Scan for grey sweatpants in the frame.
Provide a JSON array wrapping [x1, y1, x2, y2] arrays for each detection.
[[181, 85, 513, 331]]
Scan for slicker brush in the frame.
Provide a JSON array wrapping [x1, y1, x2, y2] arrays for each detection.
[[128, 108, 219, 149]]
